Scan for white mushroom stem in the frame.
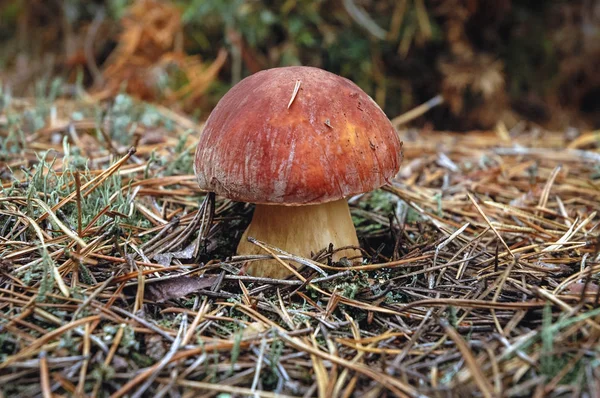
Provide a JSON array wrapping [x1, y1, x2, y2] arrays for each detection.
[[237, 198, 362, 279]]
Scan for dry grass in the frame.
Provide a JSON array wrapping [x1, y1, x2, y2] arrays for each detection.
[[1, 92, 599, 397]]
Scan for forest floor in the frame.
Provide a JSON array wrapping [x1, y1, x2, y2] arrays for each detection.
[[1, 94, 599, 397]]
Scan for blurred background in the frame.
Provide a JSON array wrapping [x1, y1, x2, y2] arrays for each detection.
[[1, 0, 600, 131]]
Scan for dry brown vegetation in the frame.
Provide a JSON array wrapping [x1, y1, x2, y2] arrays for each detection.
[[3, 1, 600, 130], [1, 93, 599, 396]]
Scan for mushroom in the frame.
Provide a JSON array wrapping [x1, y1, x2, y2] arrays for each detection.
[[194, 66, 402, 278]]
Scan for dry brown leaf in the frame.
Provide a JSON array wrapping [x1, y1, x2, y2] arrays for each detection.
[[97, 0, 226, 109], [566, 282, 599, 294], [143, 276, 217, 303]]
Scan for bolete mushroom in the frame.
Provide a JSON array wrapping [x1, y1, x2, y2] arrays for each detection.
[[194, 66, 402, 278]]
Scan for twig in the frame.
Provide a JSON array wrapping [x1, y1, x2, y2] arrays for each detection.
[[287, 80, 301, 109], [440, 318, 494, 398], [342, 0, 387, 39], [392, 95, 444, 127]]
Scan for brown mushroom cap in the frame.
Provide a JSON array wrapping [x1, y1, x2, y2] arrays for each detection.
[[194, 66, 402, 205]]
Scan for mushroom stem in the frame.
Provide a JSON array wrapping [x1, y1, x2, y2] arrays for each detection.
[[237, 198, 362, 279]]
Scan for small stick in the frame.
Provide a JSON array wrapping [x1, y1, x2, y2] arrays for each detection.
[[75, 170, 82, 240], [39, 351, 52, 398], [76, 322, 91, 396], [72, 274, 115, 320], [287, 80, 301, 109], [467, 192, 514, 259], [91, 325, 125, 397], [248, 237, 306, 282], [391, 94, 444, 127], [440, 318, 494, 398]]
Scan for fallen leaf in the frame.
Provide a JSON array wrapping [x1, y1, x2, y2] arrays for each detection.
[[153, 243, 196, 266], [566, 282, 599, 294], [143, 275, 217, 303]]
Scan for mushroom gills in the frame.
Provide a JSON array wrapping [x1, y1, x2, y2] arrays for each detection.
[[237, 198, 361, 279]]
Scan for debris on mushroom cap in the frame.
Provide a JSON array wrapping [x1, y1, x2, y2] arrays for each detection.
[[194, 66, 403, 205]]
